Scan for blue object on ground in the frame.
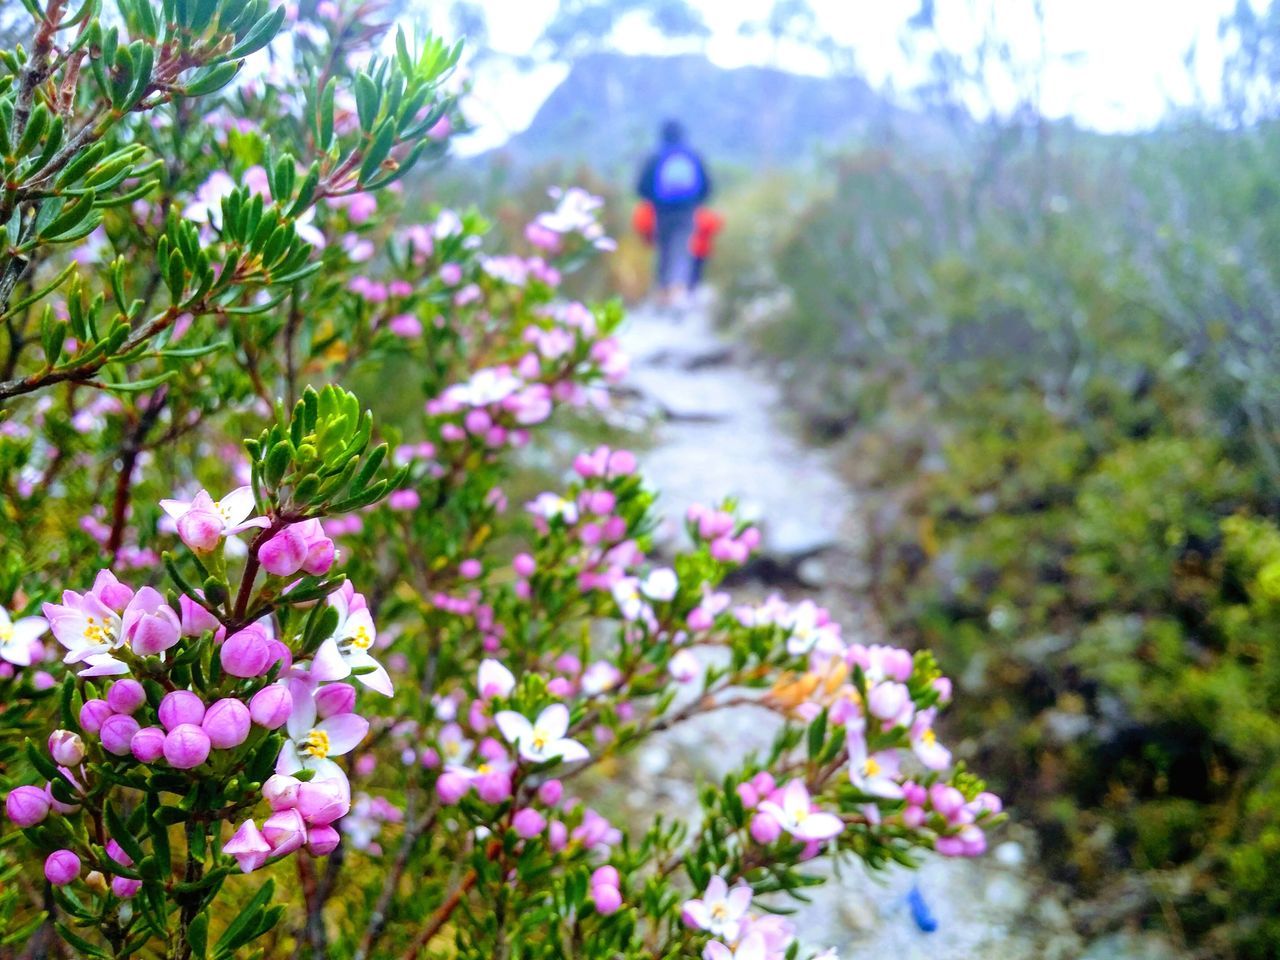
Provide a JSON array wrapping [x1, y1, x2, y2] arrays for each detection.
[[907, 883, 939, 933]]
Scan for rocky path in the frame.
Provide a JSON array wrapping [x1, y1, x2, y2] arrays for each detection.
[[607, 302, 1105, 960]]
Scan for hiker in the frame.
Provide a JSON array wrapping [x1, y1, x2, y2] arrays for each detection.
[[635, 119, 711, 304], [689, 206, 724, 290]]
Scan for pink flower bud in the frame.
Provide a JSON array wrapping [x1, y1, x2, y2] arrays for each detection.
[[935, 836, 965, 857], [932, 676, 953, 703], [163, 724, 211, 769], [736, 782, 759, 809], [867, 682, 910, 723], [202, 698, 251, 749], [537, 779, 563, 807], [306, 825, 341, 856], [548, 819, 568, 851], [44, 850, 80, 885], [130, 726, 166, 763], [79, 699, 112, 735], [179, 594, 220, 636], [606, 450, 636, 476], [435, 771, 470, 805], [902, 806, 926, 829], [250, 684, 293, 729], [6, 786, 50, 827], [158, 691, 206, 730], [224, 819, 271, 873], [591, 884, 622, 915], [546, 677, 573, 697], [262, 808, 307, 855], [99, 715, 140, 756], [591, 866, 619, 889], [263, 774, 302, 810], [750, 811, 782, 844], [512, 808, 545, 839], [259, 526, 308, 577], [314, 683, 356, 718], [107, 679, 146, 715], [297, 778, 350, 826], [220, 625, 272, 678], [929, 784, 966, 820], [303, 536, 336, 576], [177, 508, 223, 552], [476, 769, 512, 804], [48, 730, 85, 766], [513, 553, 536, 577], [459, 558, 483, 579], [111, 876, 142, 899]]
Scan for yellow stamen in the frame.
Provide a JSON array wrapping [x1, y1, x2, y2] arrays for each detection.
[[303, 729, 331, 759], [349, 626, 373, 650]]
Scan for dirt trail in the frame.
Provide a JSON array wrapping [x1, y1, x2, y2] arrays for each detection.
[[610, 301, 1096, 960]]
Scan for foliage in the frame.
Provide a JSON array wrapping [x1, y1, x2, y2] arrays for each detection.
[[0, 2, 999, 958]]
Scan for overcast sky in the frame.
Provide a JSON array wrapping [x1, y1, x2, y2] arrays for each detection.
[[428, 0, 1245, 154]]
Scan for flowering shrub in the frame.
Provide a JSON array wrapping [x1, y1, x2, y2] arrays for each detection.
[[0, 2, 999, 958]]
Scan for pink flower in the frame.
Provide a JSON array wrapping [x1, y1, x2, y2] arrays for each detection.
[[262, 808, 307, 856], [44, 584, 127, 675], [159, 487, 268, 552], [163, 723, 211, 769], [120, 587, 181, 656], [130, 726, 166, 763], [158, 690, 205, 730], [44, 850, 80, 885], [100, 715, 140, 756], [436, 771, 470, 805], [79, 698, 112, 734], [307, 825, 341, 856], [250, 684, 293, 729], [259, 525, 308, 577], [106, 679, 145, 715], [298, 775, 351, 826], [6, 786, 50, 827], [477, 659, 515, 700], [220, 624, 274, 678], [749, 811, 782, 844], [48, 730, 85, 766], [512, 808, 546, 838], [758, 781, 844, 843], [847, 726, 904, 801], [591, 883, 622, 915], [202, 698, 251, 749], [263, 774, 302, 811], [224, 819, 272, 873]]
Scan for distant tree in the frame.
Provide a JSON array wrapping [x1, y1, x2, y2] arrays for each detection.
[[1220, 0, 1280, 123], [539, 0, 711, 63], [737, 0, 857, 74]]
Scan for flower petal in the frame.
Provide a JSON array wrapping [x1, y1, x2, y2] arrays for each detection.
[[318, 713, 369, 755], [309, 637, 351, 683], [535, 703, 569, 741], [494, 711, 533, 747], [549, 737, 588, 763]]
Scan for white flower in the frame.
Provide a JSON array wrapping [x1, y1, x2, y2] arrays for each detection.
[[310, 586, 393, 696], [526, 493, 579, 525], [580, 662, 621, 696], [276, 681, 370, 783], [495, 704, 589, 764], [683, 875, 752, 940], [668, 649, 702, 684], [641, 568, 678, 602], [758, 780, 844, 842], [0, 606, 47, 667], [847, 725, 905, 800], [611, 577, 647, 621]]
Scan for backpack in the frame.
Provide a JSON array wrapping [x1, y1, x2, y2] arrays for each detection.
[[652, 148, 703, 205]]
